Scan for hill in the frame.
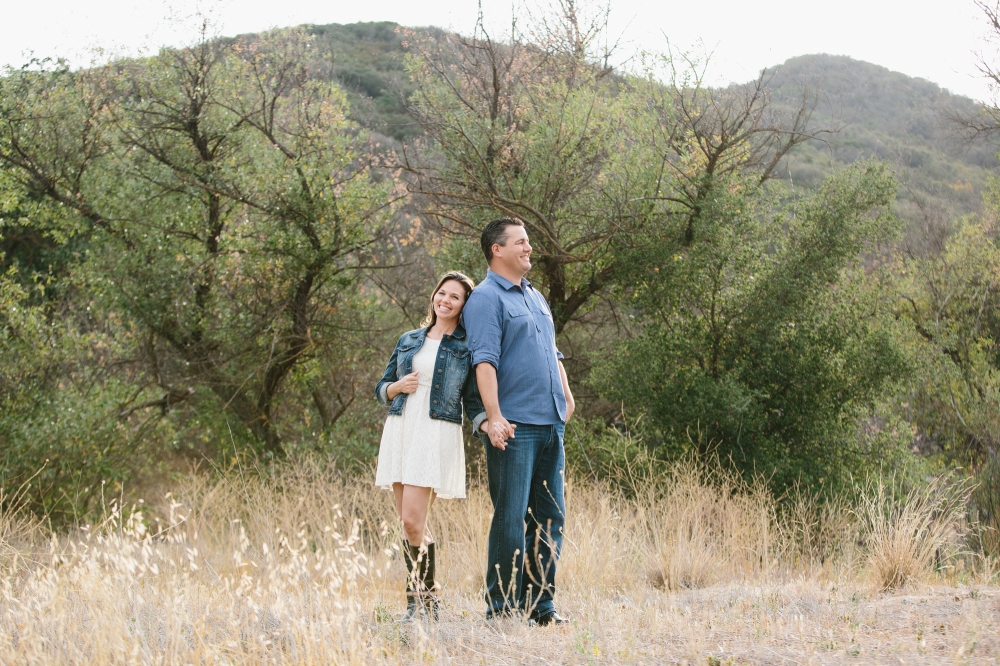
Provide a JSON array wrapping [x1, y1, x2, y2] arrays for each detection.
[[769, 54, 997, 243], [0, 18, 997, 515], [284, 23, 995, 238], [301, 21, 421, 142]]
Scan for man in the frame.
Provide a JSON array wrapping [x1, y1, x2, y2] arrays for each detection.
[[463, 216, 575, 626]]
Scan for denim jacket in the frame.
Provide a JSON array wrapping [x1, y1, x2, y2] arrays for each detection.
[[374, 324, 487, 431]]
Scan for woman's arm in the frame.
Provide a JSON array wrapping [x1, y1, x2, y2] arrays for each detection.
[[374, 342, 402, 406], [386, 373, 419, 400]]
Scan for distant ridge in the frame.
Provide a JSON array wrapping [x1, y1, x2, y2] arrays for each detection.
[[232, 24, 995, 235], [767, 54, 995, 234]]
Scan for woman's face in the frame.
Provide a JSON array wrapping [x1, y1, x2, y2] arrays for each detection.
[[433, 279, 466, 324]]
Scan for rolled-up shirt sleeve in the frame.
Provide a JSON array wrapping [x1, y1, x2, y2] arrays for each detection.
[[463, 291, 502, 368]]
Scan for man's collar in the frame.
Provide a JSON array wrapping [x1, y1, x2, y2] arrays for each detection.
[[486, 269, 530, 291]]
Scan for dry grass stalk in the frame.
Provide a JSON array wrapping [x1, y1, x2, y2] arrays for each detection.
[[780, 484, 861, 576], [0, 457, 993, 663], [857, 475, 971, 591], [635, 461, 784, 591], [0, 482, 44, 570]]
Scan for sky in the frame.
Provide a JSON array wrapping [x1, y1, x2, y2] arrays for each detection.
[[2, 0, 995, 101]]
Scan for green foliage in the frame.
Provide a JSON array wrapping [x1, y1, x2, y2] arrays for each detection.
[[563, 416, 649, 486], [592, 162, 913, 491], [305, 22, 420, 142], [404, 19, 670, 333], [3, 16, 997, 528], [0, 166, 72, 289], [0, 267, 168, 522], [894, 213, 1000, 463], [0, 31, 404, 521], [0, 32, 395, 457], [893, 206, 1000, 549], [971, 453, 1000, 554]]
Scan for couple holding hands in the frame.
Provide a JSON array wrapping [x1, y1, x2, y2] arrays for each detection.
[[374, 217, 574, 626]]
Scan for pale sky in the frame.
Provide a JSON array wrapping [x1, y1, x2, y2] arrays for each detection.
[[2, 0, 994, 101]]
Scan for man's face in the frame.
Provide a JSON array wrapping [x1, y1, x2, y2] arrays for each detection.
[[492, 225, 532, 276]]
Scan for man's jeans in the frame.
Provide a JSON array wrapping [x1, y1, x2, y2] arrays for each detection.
[[483, 422, 566, 618]]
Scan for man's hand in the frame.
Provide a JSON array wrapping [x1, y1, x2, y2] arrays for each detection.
[[558, 360, 575, 423], [475, 363, 516, 450], [389, 372, 419, 398], [488, 416, 516, 450]]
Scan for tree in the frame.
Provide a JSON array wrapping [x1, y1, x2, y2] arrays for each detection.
[[893, 212, 1000, 548], [922, 0, 1000, 551], [0, 29, 396, 458], [400, 1, 828, 334], [401, 4, 639, 332], [895, 217, 1000, 463], [592, 161, 912, 489]]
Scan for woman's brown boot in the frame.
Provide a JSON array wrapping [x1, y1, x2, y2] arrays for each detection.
[[401, 542, 421, 622], [422, 542, 439, 621], [401, 543, 439, 622]]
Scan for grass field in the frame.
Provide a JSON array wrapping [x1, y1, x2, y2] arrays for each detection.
[[1, 457, 997, 664]]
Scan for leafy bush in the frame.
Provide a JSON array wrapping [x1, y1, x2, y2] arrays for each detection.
[[592, 162, 913, 491], [563, 416, 650, 488]]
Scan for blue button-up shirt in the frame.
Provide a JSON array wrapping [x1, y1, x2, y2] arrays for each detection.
[[463, 270, 567, 425]]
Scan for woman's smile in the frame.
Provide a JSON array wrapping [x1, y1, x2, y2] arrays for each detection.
[[433, 280, 466, 323]]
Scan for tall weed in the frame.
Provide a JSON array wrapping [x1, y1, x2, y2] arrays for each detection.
[[856, 474, 971, 590]]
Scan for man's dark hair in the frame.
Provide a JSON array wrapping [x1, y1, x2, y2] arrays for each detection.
[[480, 217, 525, 263]]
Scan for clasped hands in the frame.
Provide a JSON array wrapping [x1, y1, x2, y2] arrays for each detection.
[[480, 415, 515, 450], [396, 372, 515, 449]]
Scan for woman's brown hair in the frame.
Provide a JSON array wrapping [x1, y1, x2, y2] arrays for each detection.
[[421, 271, 476, 327]]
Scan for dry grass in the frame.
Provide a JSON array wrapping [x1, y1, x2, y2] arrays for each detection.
[[1, 457, 997, 664], [857, 476, 971, 591]]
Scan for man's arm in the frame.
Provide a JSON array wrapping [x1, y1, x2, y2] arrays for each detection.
[[476, 362, 515, 450], [461, 360, 487, 433], [464, 289, 512, 447], [558, 360, 575, 422]]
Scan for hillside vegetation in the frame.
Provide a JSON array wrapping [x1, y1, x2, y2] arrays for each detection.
[[1, 8, 999, 664], [0, 12, 997, 546], [296, 23, 997, 226], [771, 55, 997, 240]]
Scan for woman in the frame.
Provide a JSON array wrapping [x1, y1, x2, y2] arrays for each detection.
[[374, 271, 485, 621]]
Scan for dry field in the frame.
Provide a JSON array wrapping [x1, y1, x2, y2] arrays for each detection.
[[1, 458, 997, 664]]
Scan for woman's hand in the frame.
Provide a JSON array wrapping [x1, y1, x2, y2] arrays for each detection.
[[387, 372, 419, 399], [487, 416, 516, 450]]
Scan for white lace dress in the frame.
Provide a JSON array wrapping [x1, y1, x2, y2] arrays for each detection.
[[374, 338, 467, 499]]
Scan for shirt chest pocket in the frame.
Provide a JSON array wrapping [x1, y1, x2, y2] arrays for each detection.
[[444, 347, 470, 361], [441, 347, 470, 376], [511, 304, 552, 338], [506, 306, 533, 332], [526, 292, 553, 319], [507, 307, 530, 319]]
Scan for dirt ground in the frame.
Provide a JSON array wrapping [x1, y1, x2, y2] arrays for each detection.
[[390, 581, 1000, 664]]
